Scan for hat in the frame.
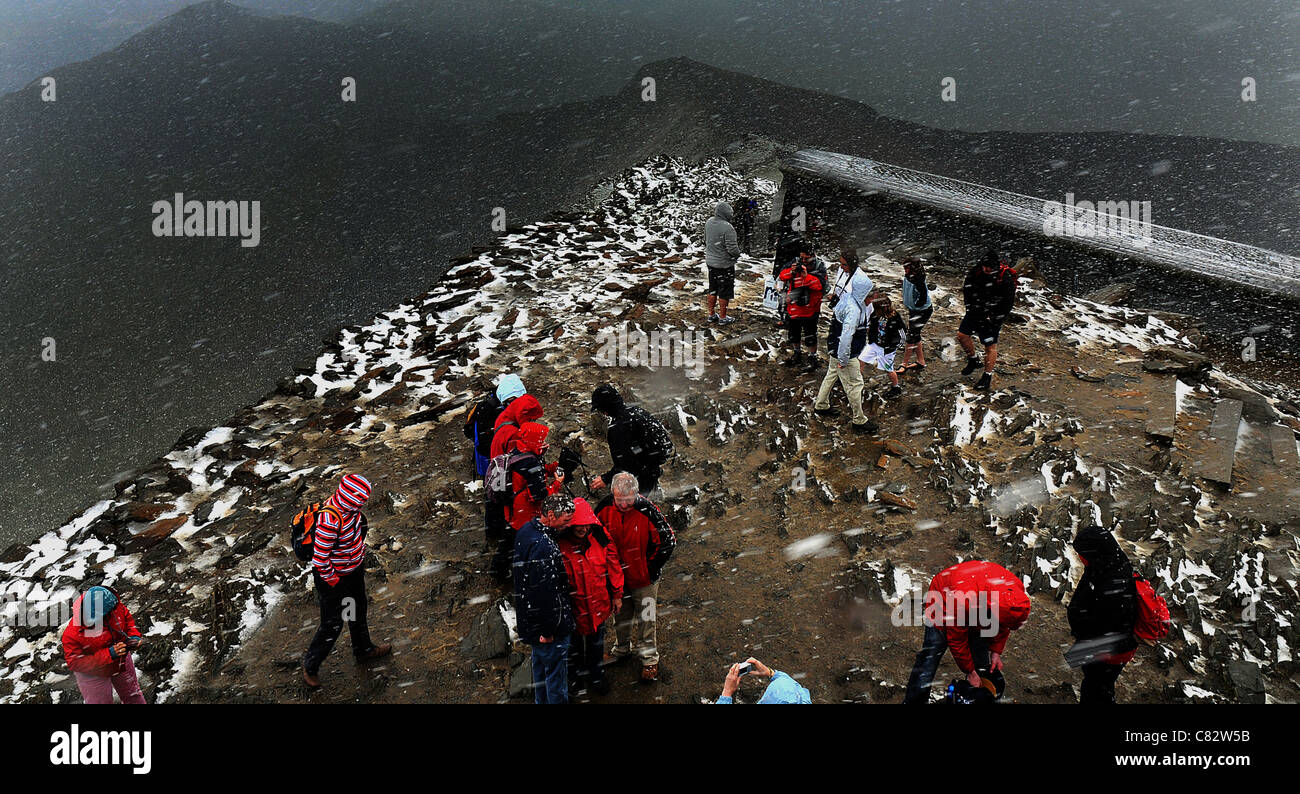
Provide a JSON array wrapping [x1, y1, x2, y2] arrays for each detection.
[[591, 384, 622, 414], [757, 673, 812, 704], [496, 374, 526, 403]]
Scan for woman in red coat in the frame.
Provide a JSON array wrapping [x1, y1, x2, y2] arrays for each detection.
[[557, 498, 623, 695], [62, 586, 147, 704]]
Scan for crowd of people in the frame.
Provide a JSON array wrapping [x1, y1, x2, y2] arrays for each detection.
[[54, 198, 1165, 706], [468, 378, 678, 702], [704, 196, 1022, 432]]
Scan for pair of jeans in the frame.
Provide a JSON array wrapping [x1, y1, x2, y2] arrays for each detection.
[[74, 655, 146, 704], [1080, 662, 1125, 704], [902, 624, 1004, 704], [530, 636, 572, 704], [568, 627, 607, 691], [303, 567, 375, 675]]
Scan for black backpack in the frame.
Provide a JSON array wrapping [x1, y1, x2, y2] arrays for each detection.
[[633, 407, 675, 466], [463, 393, 504, 454]]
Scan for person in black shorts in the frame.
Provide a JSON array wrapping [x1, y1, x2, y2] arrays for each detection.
[[957, 249, 1018, 391], [705, 202, 741, 324], [899, 257, 933, 374]]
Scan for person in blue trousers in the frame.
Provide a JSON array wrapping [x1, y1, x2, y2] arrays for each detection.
[[513, 493, 577, 704]]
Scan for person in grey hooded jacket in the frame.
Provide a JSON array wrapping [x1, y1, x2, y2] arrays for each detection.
[[812, 269, 878, 432], [704, 201, 742, 324]]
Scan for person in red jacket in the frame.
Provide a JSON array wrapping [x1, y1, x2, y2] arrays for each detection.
[[902, 560, 1031, 704], [594, 472, 675, 682], [490, 393, 544, 459], [778, 249, 826, 373], [62, 586, 147, 704], [505, 422, 566, 532], [486, 390, 545, 580], [556, 498, 624, 695]]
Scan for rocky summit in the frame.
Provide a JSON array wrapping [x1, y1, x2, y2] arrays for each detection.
[[2, 153, 1296, 705]]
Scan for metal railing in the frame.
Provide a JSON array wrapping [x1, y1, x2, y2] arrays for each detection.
[[786, 149, 1300, 297]]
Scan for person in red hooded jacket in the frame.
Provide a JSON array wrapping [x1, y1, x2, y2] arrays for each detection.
[[489, 421, 567, 581], [556, 497, 624, 695], [62, 585, 147, 704], [902, 560, 1031, 704], [485, 385, 544, 578]]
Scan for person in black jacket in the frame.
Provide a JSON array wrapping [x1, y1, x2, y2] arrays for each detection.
[[1067, 526, 1139, 704], [513, 494, 578, 704], [957, 249, 1018, 391], [588, 384, 673, 497], [858, 296, 906, 400]]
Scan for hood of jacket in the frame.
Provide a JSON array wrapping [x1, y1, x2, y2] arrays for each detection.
[[496, 393, 543, 431], [834, 270, 875, 323], [326, 472, 371, 515], [758, 673, 812, 704], [714, 201, 734, 222], [495, 373, 526, 403], [591, 384, 625, 415], [511, 421, 550, 455], [1073, 525, 1132, 574], [571, 497, 600, 527]]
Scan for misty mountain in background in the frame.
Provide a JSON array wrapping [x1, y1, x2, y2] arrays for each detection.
[[0, 0, 383, 93], [2, 0, 1295, 145], [0, 0, 1296, 544]]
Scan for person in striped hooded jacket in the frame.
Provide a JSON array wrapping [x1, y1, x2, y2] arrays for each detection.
[[302, 473, 392, 689]]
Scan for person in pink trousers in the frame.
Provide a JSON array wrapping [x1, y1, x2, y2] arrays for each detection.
[[61, 585, 147, 704]]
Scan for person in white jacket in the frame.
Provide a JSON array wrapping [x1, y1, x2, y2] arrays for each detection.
[[812, 269, 879, 433]]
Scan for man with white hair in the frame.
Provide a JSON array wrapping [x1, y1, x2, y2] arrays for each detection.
[[594, 472, 676, 682]]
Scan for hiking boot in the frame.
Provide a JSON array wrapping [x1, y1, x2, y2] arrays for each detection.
[[852, 419, 880, 434], [782, 355, 801, 368], [885, 385, 902, 400], [802, 358, 820, 373], [355, 643, 393, 662], [640, 664, 660, 682], [718, 316, 737, 325], [708, 313, 720, 323], [975, 372, 992, 391], [302, 668, 322, 689], [604, 651, 632, 666], [813, 406, 840, 417], [961, 357, 983, 376]]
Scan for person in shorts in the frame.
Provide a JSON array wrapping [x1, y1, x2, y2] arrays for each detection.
[[859, 295, 906, 400], [704, 201, 741, 324], [899, 258, 933, 374], [958, 249, 1018, 391]]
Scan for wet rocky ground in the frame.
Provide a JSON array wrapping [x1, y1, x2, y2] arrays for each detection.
[[3, 154, 1296, 704]]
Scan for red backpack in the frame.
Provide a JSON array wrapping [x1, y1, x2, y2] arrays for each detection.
[[1132, 574, 1172, 643]]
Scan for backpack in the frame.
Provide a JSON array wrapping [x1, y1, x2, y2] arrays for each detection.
[[1132, 574, 1171, 643], [484, 451, 532, 508], [290, 503, 342, 563], [944, 677, 1000, 704], [464, 393, 504, 474], [635, 407, 675, 466]]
